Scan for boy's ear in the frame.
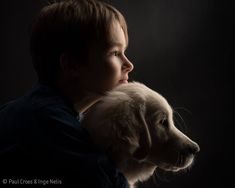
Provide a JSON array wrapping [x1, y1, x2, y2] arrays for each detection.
[[59, 53, 82, 76]]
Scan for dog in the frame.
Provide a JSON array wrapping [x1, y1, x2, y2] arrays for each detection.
[[82, 82, 200, 188]]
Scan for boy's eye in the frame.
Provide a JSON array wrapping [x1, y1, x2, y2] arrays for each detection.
[[108, 49, 125, 57], [113, 51, 120, 56]]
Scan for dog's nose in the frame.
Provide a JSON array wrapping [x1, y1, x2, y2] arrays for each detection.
[[189, 143, 200, 154], [183, 143, 200, 155]]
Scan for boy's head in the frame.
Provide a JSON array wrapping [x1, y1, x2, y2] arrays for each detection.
[[30, 0, 128, 85]]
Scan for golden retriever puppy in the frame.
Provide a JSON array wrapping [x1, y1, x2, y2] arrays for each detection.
[[82, 82, 200, 188]]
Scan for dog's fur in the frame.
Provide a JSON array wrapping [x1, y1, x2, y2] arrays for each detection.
[[82, 82, 200, 187]]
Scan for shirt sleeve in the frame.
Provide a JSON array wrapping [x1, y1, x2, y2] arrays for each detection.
[[32, 105, 129, 188]]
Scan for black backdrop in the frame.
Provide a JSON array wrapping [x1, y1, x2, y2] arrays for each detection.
[[0, 0, 234, 187]]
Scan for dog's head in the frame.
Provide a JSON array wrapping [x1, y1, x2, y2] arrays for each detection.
[[83, 82, 200, 173]]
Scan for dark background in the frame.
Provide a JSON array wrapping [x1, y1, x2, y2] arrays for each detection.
[[0, 0, 234, 187]]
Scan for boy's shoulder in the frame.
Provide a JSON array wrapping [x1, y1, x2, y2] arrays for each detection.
[[0, 84, 75, 116], [0, 83, 80, 135]]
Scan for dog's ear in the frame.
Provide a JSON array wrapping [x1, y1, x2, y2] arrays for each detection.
[[83, 91, 152, 162], [132, 107, 152, 161]]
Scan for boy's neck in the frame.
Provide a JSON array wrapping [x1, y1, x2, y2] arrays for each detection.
[[55, 79, 103, 114]]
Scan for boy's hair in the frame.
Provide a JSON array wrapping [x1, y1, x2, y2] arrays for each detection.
[[30, 0, 128, 84]]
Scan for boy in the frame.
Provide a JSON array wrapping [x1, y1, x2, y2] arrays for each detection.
[[0, 0, 133, 187]]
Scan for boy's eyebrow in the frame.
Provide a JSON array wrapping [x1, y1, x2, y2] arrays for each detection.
[[108, 42, 128, 50]]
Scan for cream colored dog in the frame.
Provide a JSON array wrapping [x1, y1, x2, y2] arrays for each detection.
[[82, 82, 200, 188]]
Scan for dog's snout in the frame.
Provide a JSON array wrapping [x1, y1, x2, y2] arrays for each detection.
[[188, 143, 200, 154], [182, 142, 200, 155], [194, 143, 200, 153]]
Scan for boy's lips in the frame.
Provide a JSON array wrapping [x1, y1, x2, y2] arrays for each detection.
[[119, 79, 128, 84], [119, 75, 129, 84]]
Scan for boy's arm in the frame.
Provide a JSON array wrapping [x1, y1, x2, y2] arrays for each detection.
[[33, 106, 129, 188]]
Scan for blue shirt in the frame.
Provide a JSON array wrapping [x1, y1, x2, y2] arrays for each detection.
[[0, 84, 129, 188]]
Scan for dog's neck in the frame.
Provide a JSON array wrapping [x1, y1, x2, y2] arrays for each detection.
[[107, 146, 156, 185], [116, 158, 157, 185]]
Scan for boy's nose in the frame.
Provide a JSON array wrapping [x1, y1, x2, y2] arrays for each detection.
[[123, 57, 134, 73]]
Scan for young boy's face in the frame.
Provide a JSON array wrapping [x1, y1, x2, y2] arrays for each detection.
[[79, 21, 134, 94]]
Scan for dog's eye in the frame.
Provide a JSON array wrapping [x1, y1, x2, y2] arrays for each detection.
[[159, 118, 168, 127]]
